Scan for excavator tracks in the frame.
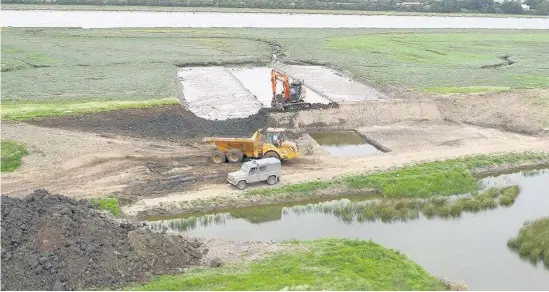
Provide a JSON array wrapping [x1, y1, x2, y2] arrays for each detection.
[[281, 102, 313, 112]]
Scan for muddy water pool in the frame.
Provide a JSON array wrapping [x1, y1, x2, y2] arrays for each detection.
[[2, 10, 549, 29], [149, 168, 549, 290], [309, 130, 385, 157]]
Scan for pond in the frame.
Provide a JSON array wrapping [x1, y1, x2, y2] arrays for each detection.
[[2, 10, 549, 29], [148, 168, 549, 290], [309, 130, 385, 157]]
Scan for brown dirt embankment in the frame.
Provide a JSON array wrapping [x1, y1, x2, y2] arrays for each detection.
[[436, 89, 549, 137], [281, 89, 549, 137], [290, 99, 443, 129]]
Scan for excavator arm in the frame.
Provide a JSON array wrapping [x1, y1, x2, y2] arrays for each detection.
[[271, 69, 291, 100], [270, 69, 311, 112]]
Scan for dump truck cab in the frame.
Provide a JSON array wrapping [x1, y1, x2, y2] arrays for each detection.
[[227, 157, 281, 190], [261, 128, 299, 161]]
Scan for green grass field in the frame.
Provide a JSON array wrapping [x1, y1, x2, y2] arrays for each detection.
[[2, 28, 549, 119], [1, 139, 29, 172], [127, 238, 450, 291], [1, 98, 180, 120]]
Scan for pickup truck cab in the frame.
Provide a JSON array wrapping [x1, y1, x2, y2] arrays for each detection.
[[227, 157, 281, 190]]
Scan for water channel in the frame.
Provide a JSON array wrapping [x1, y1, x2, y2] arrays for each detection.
[[309, 130, 385, 157], [2, 10, 549, 29], [149, 168, 549, 290]]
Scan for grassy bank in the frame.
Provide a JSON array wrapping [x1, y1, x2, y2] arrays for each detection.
[[1, 139, 29, 172], [507, 217, 549, 267], [127, 238, 452, 291], [247, 152, 548, 198], [2, 28, 549, 118], [90, 197, 121, 216], [4, 4, 548, 18], [1, 98, 180, 120]]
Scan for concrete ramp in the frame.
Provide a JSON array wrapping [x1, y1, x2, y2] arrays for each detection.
[[228, 67, 331, 106], [177, 67, 263, 120], [277, 65, 388, 102]]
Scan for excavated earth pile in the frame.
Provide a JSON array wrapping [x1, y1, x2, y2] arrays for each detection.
[[26, 105, 269, 141], [1, 189, 207, 291]]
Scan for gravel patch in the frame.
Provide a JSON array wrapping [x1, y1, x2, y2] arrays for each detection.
[[197, 237, 307, 267]]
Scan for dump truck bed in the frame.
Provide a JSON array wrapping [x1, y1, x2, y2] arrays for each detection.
[[203, 132, 262, 158]]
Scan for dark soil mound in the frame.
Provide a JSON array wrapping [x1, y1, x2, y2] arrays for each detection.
[[1, 189, 207, 291], [26, 105, 268, 142]]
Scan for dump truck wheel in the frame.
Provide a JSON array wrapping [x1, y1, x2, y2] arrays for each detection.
[[267, 175, 277, 185], [236, 180, 247, 190], [227, 149, 244, 163], [263, 151, 280, 160], [211, 150, 225, 164]]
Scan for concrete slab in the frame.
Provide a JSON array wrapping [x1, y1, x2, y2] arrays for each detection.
[[277, 65, 388, 102], [356, 121, 540, 152], [228, 67, 331, 107], [177, 67, 263, 120]]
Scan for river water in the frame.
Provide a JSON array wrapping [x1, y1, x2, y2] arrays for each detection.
[[149, 168, 549, 290], [1, 10, 549, 29]]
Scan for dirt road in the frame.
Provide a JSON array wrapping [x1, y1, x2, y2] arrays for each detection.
[[0, 122, 240, 199]]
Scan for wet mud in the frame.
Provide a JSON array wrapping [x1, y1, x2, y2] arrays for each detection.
[[25, 105, 268, 142]]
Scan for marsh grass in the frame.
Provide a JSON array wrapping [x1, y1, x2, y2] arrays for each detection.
[[126, 238, 448, 291], [156, 185, 522, 233], [507, 217, 549, 267], [1, 139, 29, 172], [296, 185, 522, 224], [498, 185, 521, 206]]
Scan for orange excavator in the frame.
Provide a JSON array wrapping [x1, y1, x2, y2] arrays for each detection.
[[270, 69, 312, 111]]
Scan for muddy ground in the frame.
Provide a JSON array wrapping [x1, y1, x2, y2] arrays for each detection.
[[2, 81, 548, 216], [25, 105, 268, 142]]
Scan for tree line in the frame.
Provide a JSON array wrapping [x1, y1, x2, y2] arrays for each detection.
[[5, 0, 549, 15]]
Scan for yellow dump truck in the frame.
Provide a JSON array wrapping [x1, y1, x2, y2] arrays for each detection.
[[203, 128, 299, 163]]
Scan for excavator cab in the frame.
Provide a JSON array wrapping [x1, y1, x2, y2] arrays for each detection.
[[288, 80, 304, 102]]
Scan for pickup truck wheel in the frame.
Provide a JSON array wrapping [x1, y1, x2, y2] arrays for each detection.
[[263, 151, 280, 160], [227, 149, 244, 163], [236, 180, 247, 190], [267, 175, 277, 185], [211, 150, 225, 164]]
